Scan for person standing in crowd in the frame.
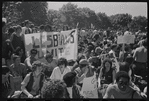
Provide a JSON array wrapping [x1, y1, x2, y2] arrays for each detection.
[[132, 40, 147, 79], [39, 25, 45, 33], [103, 71, 142, 99], [20, 61, 45, 98], [98, 58, 116, 85], [9, 55, 27, 91], [119, 45, 130, 62], [43, 53, 58, 79], [2, 66, 15, 98], [29, 23, 34, 33], [41, 79, 67, 98], [3, 27, 15, 67], [24, 49, 38, 73], [10, 25, 24, 53], [63, 71, 83, 98], [24, 20, 32, 34], [50, 57, 71, 80]]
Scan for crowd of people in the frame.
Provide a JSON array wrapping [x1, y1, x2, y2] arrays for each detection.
[[2, 18, 148, 99]]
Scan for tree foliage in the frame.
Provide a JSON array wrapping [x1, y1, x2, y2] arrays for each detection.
[[2, 2, 147, 32]]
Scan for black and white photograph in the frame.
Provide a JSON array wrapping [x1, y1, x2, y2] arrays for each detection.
[[2, 1, 147, 99]]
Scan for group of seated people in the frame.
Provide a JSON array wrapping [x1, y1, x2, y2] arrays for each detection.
[[2, 48, 147, 99]]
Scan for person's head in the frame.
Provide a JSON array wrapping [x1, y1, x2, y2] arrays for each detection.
[[76, 54, 86, 64], [67, 59, 75, 66], [124, 55, 134, 65], [16, 25, 22, 34], [119, 62, 130, 74], [32, 61, 44, 73], [14, 47, 23, 56], [24, 20, 30, 28], [30, 48, 37, 57], [12, 55, 21, 65], [39, 25, 45, 32], [88, 56, 100, 69], [116, 71, 130, 91], [58, 58, 67, 68], [110, 44, 117, 51], [30, 24, 34, 29], [41, 79, 67, 98], [45, 52, 53, 63], [63, 71, 77, 87], [103, 58, 112, 70], [79, 59, 89, 72], [2, 65, 10, 78], [45, 24, 52, 32], [8, 27, 15, 35], [95, 47, 103, 55]]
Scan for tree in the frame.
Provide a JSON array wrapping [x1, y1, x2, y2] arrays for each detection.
[[16, 2, 48, 26], [109, 13, 132, 30], [128, 16, 147, 32], [2, 1, 22, 28], [96, 12, 112, 29]]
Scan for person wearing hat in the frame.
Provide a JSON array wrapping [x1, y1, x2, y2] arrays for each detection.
[[74, 59, 91, 88], [63, 71, 83, 98], [20, 61, 45, 98], [24, 49, 37, 73]]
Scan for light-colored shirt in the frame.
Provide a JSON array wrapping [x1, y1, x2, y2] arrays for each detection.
[[103, 84, 142, 99], [50, 66, 71, 80], [133, 46, 147, 63]]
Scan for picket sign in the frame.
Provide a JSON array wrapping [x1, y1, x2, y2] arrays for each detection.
[[117, 34, 135, 62], [117, 34, 135, 44], [80, 73, 98, 98], [24, 29, 78, 63]]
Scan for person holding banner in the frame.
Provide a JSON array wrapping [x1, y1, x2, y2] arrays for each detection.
[[50, 57, 71, 80]]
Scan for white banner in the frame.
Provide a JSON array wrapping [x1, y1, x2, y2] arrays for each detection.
[[24, 29, 78, 63], [117, 35, 135, 44]]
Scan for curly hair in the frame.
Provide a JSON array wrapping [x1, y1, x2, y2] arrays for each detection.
[[41, 79, 67, 98], [115, 71, 130, 82]]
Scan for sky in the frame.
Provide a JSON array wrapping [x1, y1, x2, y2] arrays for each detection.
[[48, 2, 147, 18]]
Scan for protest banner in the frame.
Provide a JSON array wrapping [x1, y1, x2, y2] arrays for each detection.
[[117, 34, 135, 44], [24, 29, 78, 63], [80, 75, 98, 98]]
